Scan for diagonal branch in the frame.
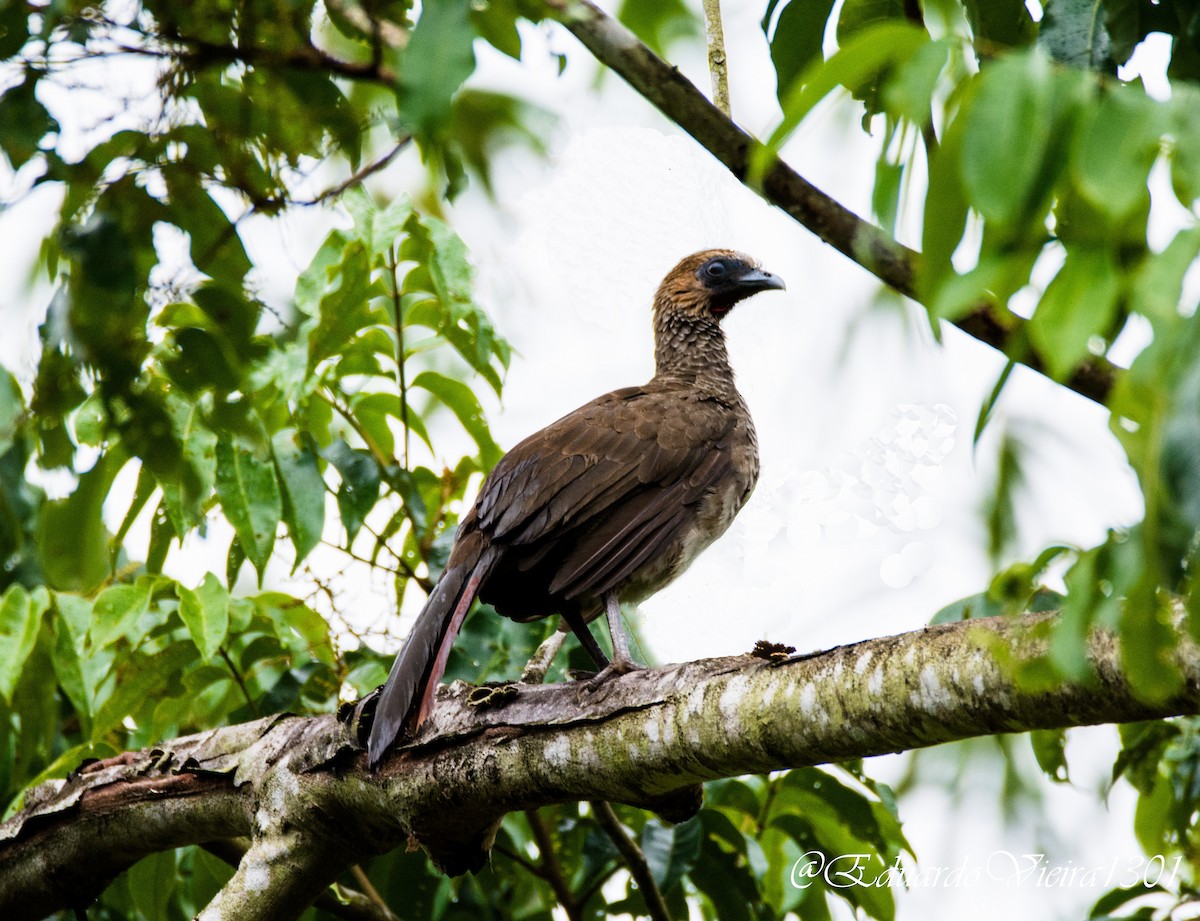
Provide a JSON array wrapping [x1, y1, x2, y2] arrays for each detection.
[[590, 800, 672, 921], [542, 0, 1117, 407]]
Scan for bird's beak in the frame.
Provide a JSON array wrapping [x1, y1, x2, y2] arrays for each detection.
[[733, 267, 786, 296]]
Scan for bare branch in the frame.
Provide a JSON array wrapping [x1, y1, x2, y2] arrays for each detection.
[[590, 801, 672, 921], [203, 839, 402, 921], [701, 0, 730, 117], [526, 808, 584, 921]]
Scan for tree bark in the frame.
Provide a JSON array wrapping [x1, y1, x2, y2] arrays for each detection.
[[2, 611, 1196, 919]]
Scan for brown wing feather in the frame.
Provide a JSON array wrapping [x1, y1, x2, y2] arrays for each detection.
[[469, 384, 735, 614]]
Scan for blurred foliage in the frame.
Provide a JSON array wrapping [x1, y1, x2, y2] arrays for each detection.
[[761, 0, 1200, 914], [3, 0, 1200, 917]]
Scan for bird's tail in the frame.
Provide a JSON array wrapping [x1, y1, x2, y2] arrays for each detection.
[[367, 537, 497, 767]]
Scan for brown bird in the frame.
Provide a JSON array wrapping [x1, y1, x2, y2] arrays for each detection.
[[367, 249, 784, 766]]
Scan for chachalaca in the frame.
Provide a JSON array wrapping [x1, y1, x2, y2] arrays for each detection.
[[367, 249, 785, 767]]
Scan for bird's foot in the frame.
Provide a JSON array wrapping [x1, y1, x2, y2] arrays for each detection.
[[584, 656, 642, 689], [465, 681, 520, 710]]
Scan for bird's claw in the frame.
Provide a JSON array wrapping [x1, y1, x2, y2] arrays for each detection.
[[584, 658, 642, 690]]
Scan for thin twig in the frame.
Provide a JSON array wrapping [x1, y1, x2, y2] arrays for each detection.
[[286, 140, 413, 209], [348, 864, 393, 917], [525, 809, 583, 921], [701, 0, 730, 116], [589, 802, 672, 921], [218, 647, 260, 716]]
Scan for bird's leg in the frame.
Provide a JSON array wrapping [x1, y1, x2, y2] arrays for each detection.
[[602, 591, 639, 674], [560, 608, 610, 671], [582, 592, 642, 689]]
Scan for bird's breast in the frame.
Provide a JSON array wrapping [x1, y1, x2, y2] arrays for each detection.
[[622, 410, 759, 604]]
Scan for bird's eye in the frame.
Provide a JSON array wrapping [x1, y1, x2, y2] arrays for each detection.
[[705, 261, 728, 278]]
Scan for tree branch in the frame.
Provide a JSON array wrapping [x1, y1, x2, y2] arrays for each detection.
[[590, 801, 672, 921], [526, 808, 583, 921], [701, 0, 730, 117], [202, 839, 401, 921], [4, 612, 1197, 918], [542, 0, 1118, 406]]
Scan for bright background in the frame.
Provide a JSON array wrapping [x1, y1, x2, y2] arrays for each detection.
[[0, 1, 1165, 917]]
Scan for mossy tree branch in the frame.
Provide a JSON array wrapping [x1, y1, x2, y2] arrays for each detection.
[[2, 611, 1196, 919]]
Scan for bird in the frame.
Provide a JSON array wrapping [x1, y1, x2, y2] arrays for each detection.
[[367, 249, 785, 767]]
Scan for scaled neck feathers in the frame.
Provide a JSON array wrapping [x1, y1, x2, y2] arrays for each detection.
[[652, 302, 736, 394]]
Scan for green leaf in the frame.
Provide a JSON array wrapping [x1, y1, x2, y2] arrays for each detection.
[[91, 641, 197, 740], [640, 817, 702, 894], [765, 0, 838, 101], [412, 370, 502, 467], [0, 72, 57, 170], [0, 369, 22, 456], [91, 580, 154, 649], [872, 157, 903, 235], [1132, 226, 1200, 325], [961, 52, 1056, 228], [692, 823, 761, 921], [1169, 86, 1200, 207], [52, 614, 93, 720], [764, 22, 930, 161], [36, 453, 121, 593], [214, 441, 282, 579], [1038, 0, 1112, 71], [1121, 580, 1183, 702], [307, 242, 382, 371], [929, 591, 1003, 624], [881, 38, 952, 126], [1028, 247, 1120, 379], [72, 391, 107, 447], [272, 429, 326, 569], [1072, 86, 1163, 220], [0, 3, 30, 59], [160, 397, 218, 538], [162, 168, 252, 282], [927, 256, 1018, 321], [1030, 728, 1070, 781], [837, 0, 905, 42], [919, 108, 970, 298], [177, 573, 230, 661], [54, 592, 93, 645], [617, 0, 698, 57], [323, 440, 382, 542], [1132, 771, 1172, 855], [296, 229, 351, 314], [0, 585, 48, 703], [961, 0, 1035, 49], [397, 0, 477, 136]]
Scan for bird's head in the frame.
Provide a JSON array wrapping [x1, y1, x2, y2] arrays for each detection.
[[654, 249, 786, 322]]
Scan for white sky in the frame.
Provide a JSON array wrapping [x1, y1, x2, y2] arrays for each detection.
[[0, 2, 1170, 918]]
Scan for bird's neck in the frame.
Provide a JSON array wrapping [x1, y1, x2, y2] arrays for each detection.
[[652, 310, 736, 392]]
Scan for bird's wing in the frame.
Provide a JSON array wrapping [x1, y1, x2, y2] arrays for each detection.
[[473, 385, 736, 600]]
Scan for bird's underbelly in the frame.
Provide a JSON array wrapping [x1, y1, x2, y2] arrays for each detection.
[[618, 459, 757, 606]]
